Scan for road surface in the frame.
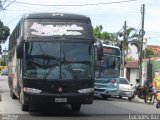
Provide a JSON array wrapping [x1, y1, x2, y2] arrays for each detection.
[[0, 76, 160, 120]]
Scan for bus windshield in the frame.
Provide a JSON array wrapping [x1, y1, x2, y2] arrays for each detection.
[[24, 41, 94, 80], [95, 54, 120, 78]]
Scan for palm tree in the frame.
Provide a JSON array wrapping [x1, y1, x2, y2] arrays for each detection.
[[93, 26, 140, 55], [125, 27, 140, 55], [109, 33, 119, 45], [109, 27, 140, 63]]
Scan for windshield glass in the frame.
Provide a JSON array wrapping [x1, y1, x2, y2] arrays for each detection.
[[119, 78, 129, 84], [24, 41, 94, 80], [95, 54, 120, 78]]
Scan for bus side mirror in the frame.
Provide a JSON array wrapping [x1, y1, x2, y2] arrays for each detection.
[[16, 36, 24, 58], [96, 40, 103, 60]]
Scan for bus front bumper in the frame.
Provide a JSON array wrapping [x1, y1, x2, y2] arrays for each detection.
[[23, 92, 94, 105]]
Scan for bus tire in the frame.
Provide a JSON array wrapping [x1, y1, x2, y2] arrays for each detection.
[[21, 104, 29, 111], [71, 104, 81, 112], [20, 87, 30, 111]]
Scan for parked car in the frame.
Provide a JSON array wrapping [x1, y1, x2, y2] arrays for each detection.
[[1, 69, 8, 76], [116, 77, 132, 99], [94, 78, 118, 99]]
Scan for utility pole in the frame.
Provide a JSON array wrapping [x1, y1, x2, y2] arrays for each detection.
[[139, 4, 145, 85], [121, 21, 127, 77]]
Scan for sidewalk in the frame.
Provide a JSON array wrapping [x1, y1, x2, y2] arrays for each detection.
[[0, 76, 9, 102], [0, 85, 1, 101]]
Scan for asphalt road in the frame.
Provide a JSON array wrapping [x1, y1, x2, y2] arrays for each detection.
[[0, 76, 160, 120]]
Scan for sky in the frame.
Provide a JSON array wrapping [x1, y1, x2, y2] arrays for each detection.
[[0, 0, 160, 51]]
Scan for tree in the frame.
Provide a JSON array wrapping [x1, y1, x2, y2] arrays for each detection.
[[144, 48, 154, 58], [0, 20, 10, 54], [126, 27, 140, 52], [93, 25, 140, 55], [0, 20, 10, 43], [108, 27, 139, 62], [93, 25, 110, 43], [109, 32, 120, 46], [126, 56, 135, 62], [93, 25, 103, 40], [101, 32, 110, 44]]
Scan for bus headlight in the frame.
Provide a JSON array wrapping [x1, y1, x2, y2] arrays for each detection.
[[23, 87, 42, 94], [78, 88, 94, 93]]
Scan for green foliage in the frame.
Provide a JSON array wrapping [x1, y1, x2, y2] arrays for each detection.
[[93, 25, 110, 43], [102, 32, 110, 41], [93, 25, 140, 55], [0, 20, 10, 54], [126, 56, 135, 62], [144, 48, 154, 58], [93, 25, 103, 39], [0, 20, 10, 44]]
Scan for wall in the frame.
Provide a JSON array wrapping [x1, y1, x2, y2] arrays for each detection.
[[129, 68, 139, 86], [142, 58, 160, 85]]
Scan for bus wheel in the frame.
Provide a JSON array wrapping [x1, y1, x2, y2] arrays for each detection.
[[10, 86, 17, 99], [20, 88, 30, 111], [71, 104, 81, 112], [21, 104, 29, 111]]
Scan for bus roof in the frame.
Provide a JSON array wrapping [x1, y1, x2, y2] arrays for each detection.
[[22, 12, 91, 21], [102, 43, 120, 49], [94, 43, 120, 49]]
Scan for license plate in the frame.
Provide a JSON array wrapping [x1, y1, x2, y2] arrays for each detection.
[[55, 98, 67, 103]]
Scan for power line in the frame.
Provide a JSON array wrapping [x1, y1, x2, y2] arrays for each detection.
[[14, 0, 136, 7], [0, 0, 16, 12], [146, 33, 160, 35], [145, 31, 160, 33]]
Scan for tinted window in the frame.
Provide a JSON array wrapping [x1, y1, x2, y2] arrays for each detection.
[[24, 42, 94, 80], [95, 55, 120, 78]]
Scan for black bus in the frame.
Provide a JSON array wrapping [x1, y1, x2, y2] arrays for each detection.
[[8, 13, 96, 112]]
